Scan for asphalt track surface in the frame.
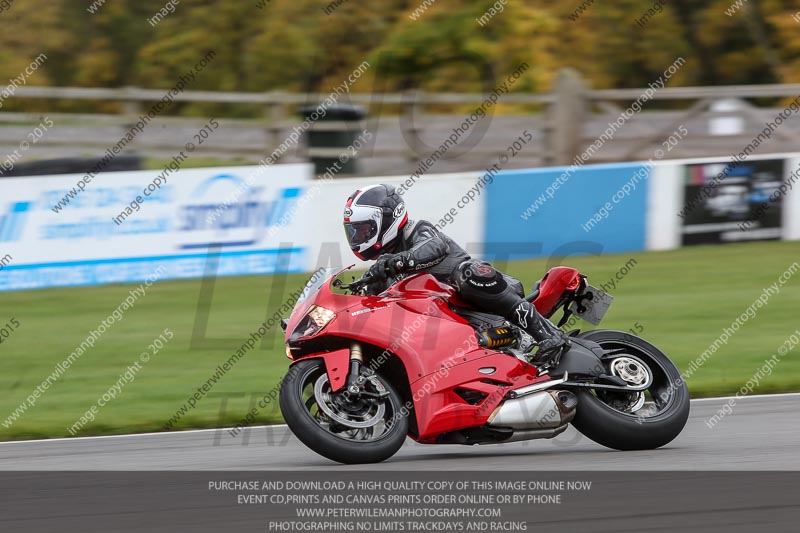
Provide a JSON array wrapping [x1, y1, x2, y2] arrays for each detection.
[[0, 393, 798, 470], [2, 394, 799, 533]]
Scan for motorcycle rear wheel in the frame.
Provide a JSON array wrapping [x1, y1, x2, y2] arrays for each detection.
[[570, 330, 690, 450], [279, 358, 408, 464]]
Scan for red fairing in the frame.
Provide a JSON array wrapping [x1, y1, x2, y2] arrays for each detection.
[[385, 273, 471, 308], [410, 354, 546, 443], [532, 266, 581, 316], [285, 270, 554, 443], [315, 348, 351, 392]]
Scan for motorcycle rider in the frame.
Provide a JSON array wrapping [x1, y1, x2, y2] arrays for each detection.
[[343, 183, 570, 368]]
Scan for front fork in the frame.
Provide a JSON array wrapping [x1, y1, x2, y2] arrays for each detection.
[[344, 342, 390, 400], [345, 341, 364, 395], [310, 341, 386, 398]]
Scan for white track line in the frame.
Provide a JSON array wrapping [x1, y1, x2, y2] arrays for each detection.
[[0, 424, 289, 445], [690, 392, 800, 402], [1, 392, 799, 446]]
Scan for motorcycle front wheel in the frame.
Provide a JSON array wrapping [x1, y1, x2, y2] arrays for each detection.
[[279, 358, 408, 464]]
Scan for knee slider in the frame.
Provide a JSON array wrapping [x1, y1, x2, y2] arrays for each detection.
[[457, 261, 507, 295]]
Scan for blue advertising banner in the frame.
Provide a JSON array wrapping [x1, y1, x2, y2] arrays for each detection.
[[484, 163, 650, 261]]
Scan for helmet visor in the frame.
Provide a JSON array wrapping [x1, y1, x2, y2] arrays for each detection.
[[344, 220, 378, 247]]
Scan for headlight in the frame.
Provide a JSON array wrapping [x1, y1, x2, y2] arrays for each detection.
[[290, 305, 336, 340], [308, 306, 336, 328]]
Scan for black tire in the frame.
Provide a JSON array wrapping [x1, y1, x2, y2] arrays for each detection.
[[570, 330, 690, 451], [279, 358, 408, 464]]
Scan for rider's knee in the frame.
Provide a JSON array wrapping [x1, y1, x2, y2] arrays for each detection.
[[454, 260, 507, 295]]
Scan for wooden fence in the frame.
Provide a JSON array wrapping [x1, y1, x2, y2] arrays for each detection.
[[2, 69, 799, 176]]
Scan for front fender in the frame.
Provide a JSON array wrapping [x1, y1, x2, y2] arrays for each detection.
[[290, 348, 350, 392]]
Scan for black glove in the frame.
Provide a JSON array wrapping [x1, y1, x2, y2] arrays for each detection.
[[386, 252, 410, 277], [366, 258, 389, 283], [368, 253, 408, 282]]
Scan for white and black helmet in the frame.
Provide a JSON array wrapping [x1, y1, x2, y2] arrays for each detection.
[[343, 184, 407, 261]]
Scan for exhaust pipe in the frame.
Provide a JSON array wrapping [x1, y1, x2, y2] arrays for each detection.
[[491, 424, 570, 444], [486, 390, 577, 431]]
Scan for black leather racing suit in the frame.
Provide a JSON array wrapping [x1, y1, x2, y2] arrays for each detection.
[[372, 219, 569, 364]]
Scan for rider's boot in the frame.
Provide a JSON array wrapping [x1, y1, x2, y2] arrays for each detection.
[[510, 300, 570, 370]]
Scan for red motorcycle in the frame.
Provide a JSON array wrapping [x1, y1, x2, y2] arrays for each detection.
[[279, 266, 690, 464]]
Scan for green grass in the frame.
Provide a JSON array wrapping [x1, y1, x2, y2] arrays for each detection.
[[144, 156, 255, 170], [1, 241, 799, 441]]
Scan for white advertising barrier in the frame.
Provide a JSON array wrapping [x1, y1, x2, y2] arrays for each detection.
[[645, 152, 800, 251], [298, 173, 487, 272], [785, 156, 800, 241], [0, 164, 313, 291], [645, 162, 683, 251]]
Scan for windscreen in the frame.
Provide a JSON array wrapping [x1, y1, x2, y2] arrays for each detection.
[[292, 267, 338, 312]]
